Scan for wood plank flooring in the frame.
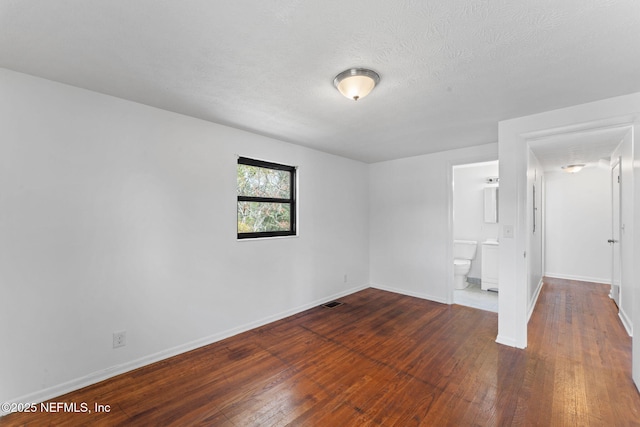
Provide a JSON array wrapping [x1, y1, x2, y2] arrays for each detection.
[[3, 278, 640, 426]]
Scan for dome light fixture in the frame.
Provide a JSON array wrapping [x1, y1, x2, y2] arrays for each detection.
[[561, 164, 586, 174], [333, 68, 380, 101]]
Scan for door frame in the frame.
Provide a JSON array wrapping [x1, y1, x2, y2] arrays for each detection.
[[610, 157, 622, 307]]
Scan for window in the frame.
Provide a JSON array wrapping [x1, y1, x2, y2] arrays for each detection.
[[237, 157, 296, 239]]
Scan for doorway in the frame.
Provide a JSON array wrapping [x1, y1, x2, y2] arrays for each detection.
[[526, 124, 633, 338], [496, 95, 639, 359], [452, 160, 499, 312], [610, 159, 621, 307]]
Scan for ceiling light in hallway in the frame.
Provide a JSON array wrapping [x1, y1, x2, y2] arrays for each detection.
[[561, 164, 585, 173]]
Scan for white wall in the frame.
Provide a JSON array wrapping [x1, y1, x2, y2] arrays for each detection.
[[527, 150, 544, 315], [369, 143, 498, 303], [633, 109, 640, 389], [544, 167, 612, 284], [0, 68, 370, 406], [453, 161, 499, 279], [611, 131, 635, 335]]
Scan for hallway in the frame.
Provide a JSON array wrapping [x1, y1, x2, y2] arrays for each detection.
[[523, 277, 639, 423]]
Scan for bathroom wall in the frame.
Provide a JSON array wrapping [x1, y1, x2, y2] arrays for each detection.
[[453, 161, 500, 280]]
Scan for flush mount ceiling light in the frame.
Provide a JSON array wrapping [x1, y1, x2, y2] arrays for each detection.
[[561, 164, 586, 173], [333, 68, 380, 101]]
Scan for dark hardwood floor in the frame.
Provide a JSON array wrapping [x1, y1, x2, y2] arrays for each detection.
[[3, 278, 640, 426]]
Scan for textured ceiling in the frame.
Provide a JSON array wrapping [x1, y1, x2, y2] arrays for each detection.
[[2, 1, 640, 163], [529, 127, 629, 173]]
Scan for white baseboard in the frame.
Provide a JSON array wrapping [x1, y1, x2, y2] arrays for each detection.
[[495, 334, 526, 349], [370, 283, 447, 305], [544, 273, 611, 285], [619, 307, 633, 337], [528, 279, 544, 322], [1, 284, 369, 418]]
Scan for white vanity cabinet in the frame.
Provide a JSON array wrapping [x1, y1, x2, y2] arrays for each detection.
[[481, 241, 499, 291]]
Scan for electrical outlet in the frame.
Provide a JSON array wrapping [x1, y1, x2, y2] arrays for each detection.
[[113, 331, 126, 348], [344, 274, 348, 283]]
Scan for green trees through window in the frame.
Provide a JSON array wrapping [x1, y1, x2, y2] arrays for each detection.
[[237, 157, 296, 238]]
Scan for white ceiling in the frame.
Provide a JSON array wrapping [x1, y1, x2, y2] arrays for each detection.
[[528, 126, 629, 173], [2, 1, 640, 163]]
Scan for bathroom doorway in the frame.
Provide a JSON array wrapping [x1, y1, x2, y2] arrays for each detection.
[[452, 160, 499, 312]]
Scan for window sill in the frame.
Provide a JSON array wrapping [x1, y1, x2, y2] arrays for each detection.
[[237, 234, 299, 242]]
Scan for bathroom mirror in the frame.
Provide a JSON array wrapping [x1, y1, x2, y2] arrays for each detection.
[[484, 187, 498, 223]]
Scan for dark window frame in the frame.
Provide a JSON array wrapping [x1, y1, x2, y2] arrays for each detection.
[[237, 157, 297, 239]]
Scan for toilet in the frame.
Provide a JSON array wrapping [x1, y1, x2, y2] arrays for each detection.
[[453, 240, 478, 290]]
